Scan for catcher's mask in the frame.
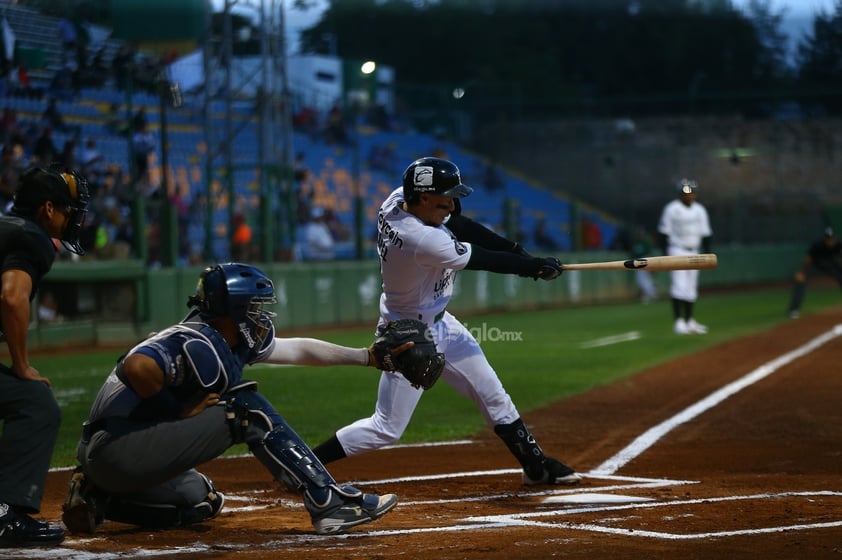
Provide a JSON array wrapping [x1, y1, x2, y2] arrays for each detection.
[[187, 263, 277, 353], [12, 166, 91, 255], [402, 157, 473, 204]]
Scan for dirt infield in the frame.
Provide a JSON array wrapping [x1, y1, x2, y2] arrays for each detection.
[[20, 307, 842, 559]]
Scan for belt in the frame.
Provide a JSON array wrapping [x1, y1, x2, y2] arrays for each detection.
[[81, 419, 109, 444]]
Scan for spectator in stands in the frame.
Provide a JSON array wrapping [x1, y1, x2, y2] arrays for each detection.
[[105, 102, 130, 137], [365, 103, 392, 131], [37, 291, 64, 324], [10, 61, 42, 99], [324, 103, 349, 145], [1, 108, 21, 146], [58, 139, 76, 170], [0, 146, 20, 210], [42, 98, 70, 134], [32, 127, 58, 166], [111, 44, 135, 92], [367, 143, 397, 173], [132, 108, 148, 133], [80, 137, 104, 176], [230, 213, 253, 261], [301, 207, 335, 260], [293, 105, 318, 137], [533, 217, 559, 251], [87, 46, 109, 88], [296, 183, 314, 225], [482, 163, 504, 193], [0, 60, 10, 98], [293, 152, 309, 183], [323, 207, 350, 243], [58, 18, 78, 53], [48, 64, 76, 102], [131, 122, 156, 181]]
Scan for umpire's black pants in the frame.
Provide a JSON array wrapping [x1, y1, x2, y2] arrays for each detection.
[[0, 364, 61, 513]]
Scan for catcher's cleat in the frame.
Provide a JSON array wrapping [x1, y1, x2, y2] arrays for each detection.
[[0, 503, 65, 547], [522, 457, 583, 486], [306, 485, 398, 535], [61, 467, 102, 534]]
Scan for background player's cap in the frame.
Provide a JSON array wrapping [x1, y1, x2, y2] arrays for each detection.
[[677, 178, 697, 194], [824, 226, 835, 238]]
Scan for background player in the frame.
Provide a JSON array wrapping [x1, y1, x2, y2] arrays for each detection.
[[657, 178, 712, 334], [62, 263, 406, 536], [1, 167, 90, 547], [313, 156, 582, 486], [786, 226, 842, 318]]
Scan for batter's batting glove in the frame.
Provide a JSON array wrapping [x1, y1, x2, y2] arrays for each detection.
[[520, 256, 563, 281], [536, 257, 563, 281]]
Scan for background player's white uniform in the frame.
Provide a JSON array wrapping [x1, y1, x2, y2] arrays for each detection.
[[335, 187, 520, 455], [657, 198, 712, 302]]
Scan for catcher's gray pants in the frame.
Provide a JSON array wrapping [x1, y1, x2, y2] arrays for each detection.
[[0, 365, 61, 513], [76, 405, 232, 508]]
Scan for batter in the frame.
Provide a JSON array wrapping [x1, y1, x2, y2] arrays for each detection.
[[313, 156, 582, 486]]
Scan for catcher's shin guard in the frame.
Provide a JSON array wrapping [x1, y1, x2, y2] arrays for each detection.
[[224, 389, 336, 495]]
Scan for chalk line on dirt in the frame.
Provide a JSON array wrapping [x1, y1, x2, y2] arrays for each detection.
[[591, 324, 842, 476]]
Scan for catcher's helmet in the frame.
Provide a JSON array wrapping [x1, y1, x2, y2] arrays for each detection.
[[12, 166, 91, 255], [402, 157, 473, 203], [187, 263, 277, 354], [677, 178, 698, 195]]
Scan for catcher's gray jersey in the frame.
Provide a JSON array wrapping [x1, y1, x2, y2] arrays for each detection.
[[376, 187, 472, 324]]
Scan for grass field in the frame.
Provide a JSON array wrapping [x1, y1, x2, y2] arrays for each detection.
[[43, 285, 841, 468]]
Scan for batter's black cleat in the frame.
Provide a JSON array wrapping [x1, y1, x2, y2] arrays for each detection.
[[522, 457, 583, 486], [0, 502, 65, 547], [61, 467, 103, 534], [305, 484, 398, 535]]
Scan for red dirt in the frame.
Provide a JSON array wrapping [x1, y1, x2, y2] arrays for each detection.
[[32, 307, 842, 560]]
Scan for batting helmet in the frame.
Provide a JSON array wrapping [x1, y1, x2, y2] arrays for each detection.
[[12, 166, 91, 255], [187, 263, 277, 355], [402, 157, 473, 203]]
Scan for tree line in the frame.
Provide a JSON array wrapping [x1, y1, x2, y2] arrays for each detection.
[[295, 0, 842, 119]]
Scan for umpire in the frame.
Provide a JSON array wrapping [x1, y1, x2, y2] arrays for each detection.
[[0, 167, 90, 547], [786, 227, 842, 319]]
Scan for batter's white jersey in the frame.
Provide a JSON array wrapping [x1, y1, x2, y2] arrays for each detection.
[[335, 187, 521, 456], [658, 199, 712, 301], [376, 187, 472, 324]]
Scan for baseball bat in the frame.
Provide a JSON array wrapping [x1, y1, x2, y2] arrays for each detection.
[[560, 253, 717, 271]]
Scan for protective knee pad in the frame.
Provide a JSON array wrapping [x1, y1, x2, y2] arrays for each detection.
[[104, 474, 224, 528], [224, 389, 336, 495]]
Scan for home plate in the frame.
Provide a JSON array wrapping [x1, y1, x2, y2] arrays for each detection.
[[542, 493, 654, 504]]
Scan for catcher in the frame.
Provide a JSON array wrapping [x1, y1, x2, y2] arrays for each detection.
[[313, 156, 582, 486], [62, 263, 433, 536]]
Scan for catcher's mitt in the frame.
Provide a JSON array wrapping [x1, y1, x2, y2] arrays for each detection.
[[371, 318, 445, 390]]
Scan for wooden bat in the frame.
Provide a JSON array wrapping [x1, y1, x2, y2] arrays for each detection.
[[560, 253, 717, 271]]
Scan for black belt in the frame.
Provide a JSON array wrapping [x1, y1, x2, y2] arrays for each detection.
[[81, 419, 109, 443]]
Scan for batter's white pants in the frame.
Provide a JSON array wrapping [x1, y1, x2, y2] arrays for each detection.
[[336, 312, 521, 456]]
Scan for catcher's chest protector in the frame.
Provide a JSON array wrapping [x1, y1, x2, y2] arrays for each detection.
[[178, 322, 246, 391]]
